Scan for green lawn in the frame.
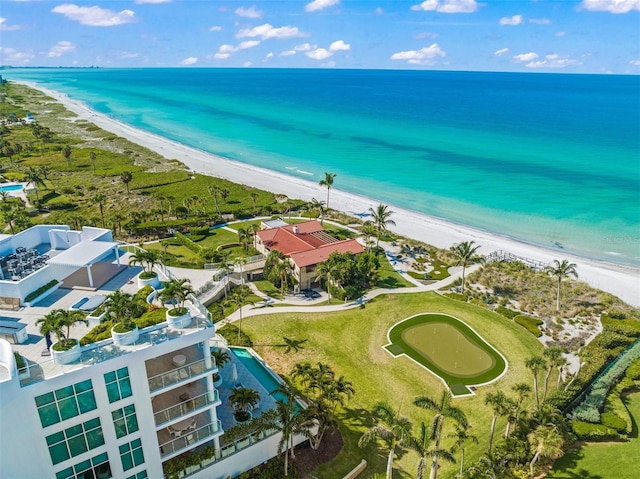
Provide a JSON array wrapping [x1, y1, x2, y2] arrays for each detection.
[[547, 393, 640, 479], [240, 291, 544, 478], [376, 253, 415, 289]]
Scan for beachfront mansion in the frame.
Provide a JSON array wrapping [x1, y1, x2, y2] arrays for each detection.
[[0, 225, 303, 479]]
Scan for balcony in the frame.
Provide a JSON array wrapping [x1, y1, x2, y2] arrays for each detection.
[[159, 415, 222, 459], [153, 388, 220, 427], [146, 345, 217, 393]]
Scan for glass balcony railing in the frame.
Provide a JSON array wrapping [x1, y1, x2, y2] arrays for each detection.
[[148, 358, 217, 392], [154, 390, 220, 426], [159, 420, 222, 458]]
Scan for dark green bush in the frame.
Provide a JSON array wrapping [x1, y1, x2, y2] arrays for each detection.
[[495, 306, 519, 319], [135, 308, 167, 329], [13, 351, 25, 369], [571, 421, 620, 441], [134, 285, 154, 302], [514, 315, 543, 337], [80, 321, 114, 346], [601, 412, 627, 434], [189, 226, 210, 236]]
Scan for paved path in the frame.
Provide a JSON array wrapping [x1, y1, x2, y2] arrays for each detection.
[[219, 263, 480, 326]]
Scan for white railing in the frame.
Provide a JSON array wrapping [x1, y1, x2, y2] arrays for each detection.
[[154, 390, 220, 426], [148, 357, 217, 392], [159, 421, 222, 458]]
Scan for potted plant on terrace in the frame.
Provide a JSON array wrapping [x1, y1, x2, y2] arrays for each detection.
[[106, 289, 146, 346], [211, 348, 231, 387], [159, 278, 194, 329], [129, 245, 161, 288], [37, 309, 89, 364], [229, 387, 260, 424]]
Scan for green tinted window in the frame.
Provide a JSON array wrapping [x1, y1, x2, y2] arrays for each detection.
[[35, 381, 96, 428], [104, 367, 132, 403]]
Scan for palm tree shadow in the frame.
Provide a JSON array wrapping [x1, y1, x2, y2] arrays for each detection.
[[549, 445, 604, 479], [341, 406, 373, 430]]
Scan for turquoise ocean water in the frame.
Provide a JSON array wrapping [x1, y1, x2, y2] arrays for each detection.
[[3, 68, 639, 266]]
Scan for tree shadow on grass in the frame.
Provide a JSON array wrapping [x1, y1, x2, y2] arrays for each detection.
[[548, 445, 604, 479]]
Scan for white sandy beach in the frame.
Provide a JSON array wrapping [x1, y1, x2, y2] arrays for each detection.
[[23, 82, 640, 306]]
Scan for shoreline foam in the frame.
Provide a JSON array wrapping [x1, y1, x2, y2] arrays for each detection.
[[19, 81, 640, 307]]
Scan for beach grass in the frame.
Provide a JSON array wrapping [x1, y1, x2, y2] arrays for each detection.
[[240, 291, 544, 478]]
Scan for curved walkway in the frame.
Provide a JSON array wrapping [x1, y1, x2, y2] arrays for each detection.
[[218, 263, 480, 326]]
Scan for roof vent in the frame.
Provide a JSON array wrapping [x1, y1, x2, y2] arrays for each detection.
[[293, 225, 299, 234]]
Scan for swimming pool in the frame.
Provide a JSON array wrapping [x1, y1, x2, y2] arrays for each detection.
[[0, 184, 24, 193], [230, 347, 287, 402]]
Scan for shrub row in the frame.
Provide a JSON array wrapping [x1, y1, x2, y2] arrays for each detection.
[[495, 306, 520, 319], [174, 231, 202, 255], [24, 280, 59, 302], [569, 339, 640, 423], [442, 292, 468, 302], [571, 421, 619, 441], [514, 315, 543, 337]]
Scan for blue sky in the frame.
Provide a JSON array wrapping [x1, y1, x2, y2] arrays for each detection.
[[1, 0, 639, 73]]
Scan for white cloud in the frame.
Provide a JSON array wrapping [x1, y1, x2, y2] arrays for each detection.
[[494, 47, 509, 56], [329, 40, 350, 51], [499, 14, 522, 26], [306, 48, 332, 60], [411, 0, 480, 13], [134, 0, 171, 4], [375, 7, 384, 15], [525, 54, 580, 69], [52, 4, 135, 27], [237, 23, 304, 40], [180, 56, 198, 65], [305, 0, 339, 12], [294, 43, 312, 51], [47, 40, 75, 58], [243, 61, 253, 67], [280, 50, 297, 56], [630, 59, 640, 66], [216, 40, 260, 57], [556, 31, 566, 37], [529, 18, 551, 25], [390, 43, 446, 65], [512, 52, 538, 62], [266, 52, 274, 58], [0, 46, 34, 65], [0, 17, 20, 31], [213, 52, 230, 60], [119, 51, 139, 59], [580, 0, 640, 13], [209, 25, 222, 32], [235, 5, 262, 18]]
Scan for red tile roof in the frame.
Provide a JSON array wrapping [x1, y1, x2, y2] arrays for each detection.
[[289, 239, 364, 267], [257, 220, 364, 267]]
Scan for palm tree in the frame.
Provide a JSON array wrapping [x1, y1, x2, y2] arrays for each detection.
[[315, 260, 337, 301], [273, 260, 294, 294], [450, 240, 484, 294], [92, 194, 107, 228], [89, 151, 97, 171], [527, 424, 564, 479], [369, 203, 396, 249], [267, 384, 313, 477], [237, 228, 251, 252], [211, 348, 231, 370], [208, 185, 221, 216], [224, 286, 254, 344], [309, 197, 326, 224], [525, 356, 547, 408], [62, 145, 72, 166], [105, 289, 145, 332], [542, 346, 564, 403], [318, 172, 336, 211], [358, 402, 413, 479], [448, 423, 478, 478], [248, 223, 260, 249], [229, 387, 260, 421], [414, 391, 468, 479], [361, 221, 377, 251], [233, 257, 247, 284], [250, 191, 259, 213], [509, 382, 531, 436], [39, 165, 51, 181], [128, 246, 160, 274], [545, 259, 578, 312], [411, 422, 455, 479], [484, 390, 513, 454], [121, 171, 133, 194], [37, 309, 89, 350], [25, 166, 46, 202], [159, 278, 194, 310]]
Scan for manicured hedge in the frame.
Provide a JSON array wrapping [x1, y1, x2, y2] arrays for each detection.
[[600, 412, 627, 433], [442, 292, 468, 302], [24, 280, 59, 302], [495, 306, 519, 319], [514, 315, 543, 337], [175, 231, 202, 254], [571, 421, 619, 441]]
